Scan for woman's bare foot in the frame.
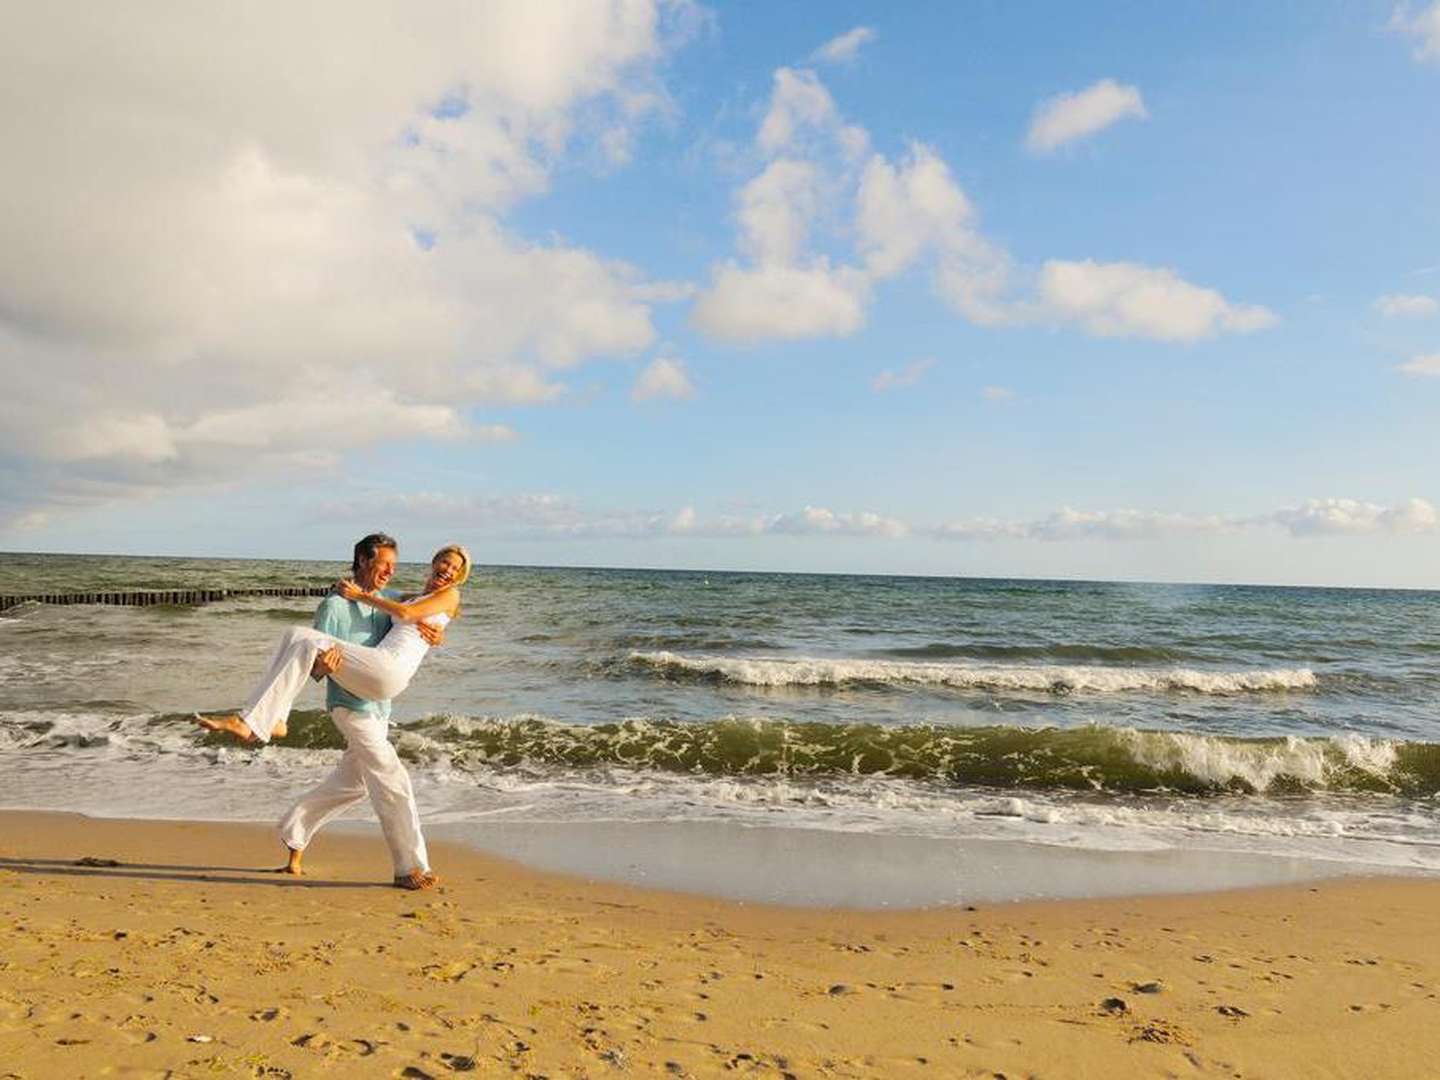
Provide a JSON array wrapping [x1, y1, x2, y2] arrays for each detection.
[[393, 869, 439, 891], [271, 845, 304, 876], [191, 712, 259, 745]]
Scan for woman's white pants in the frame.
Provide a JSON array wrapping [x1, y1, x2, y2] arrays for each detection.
[[240, 626, 412, 743], [277, 705, 430, 876]]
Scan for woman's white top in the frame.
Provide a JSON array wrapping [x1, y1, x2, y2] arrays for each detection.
[[374, 595, 452, 685]]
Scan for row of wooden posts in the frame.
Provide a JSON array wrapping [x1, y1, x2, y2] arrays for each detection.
[[0, 586, 334, 614]]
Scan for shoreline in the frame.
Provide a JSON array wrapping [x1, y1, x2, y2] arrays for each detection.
[[3, 798, 1395, 909], [3, 811, 1439, 1076], [430, 817, 1378, 908]]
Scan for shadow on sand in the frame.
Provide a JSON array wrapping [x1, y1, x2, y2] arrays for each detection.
[[0, 855, 387, 889]]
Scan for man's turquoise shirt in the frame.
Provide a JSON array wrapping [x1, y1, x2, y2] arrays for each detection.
[[312, 590, 400, 719]]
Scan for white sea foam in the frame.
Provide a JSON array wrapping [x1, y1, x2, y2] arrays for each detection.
[[0, 653, 133, 684], [630, 650, 1318, 694], [1119, 729, 1399, 791], [3, 708, 1437, 876]]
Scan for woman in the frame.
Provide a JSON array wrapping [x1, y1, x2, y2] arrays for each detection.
[[195, 545, 468, 745]]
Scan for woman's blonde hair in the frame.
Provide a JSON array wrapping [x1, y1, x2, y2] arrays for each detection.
[[431, 543, 472, 587]]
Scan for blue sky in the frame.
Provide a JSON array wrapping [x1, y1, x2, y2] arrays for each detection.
[[1, 2, 1437, 585]]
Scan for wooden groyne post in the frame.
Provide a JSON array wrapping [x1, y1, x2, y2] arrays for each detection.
[[0, 586, 334, 614]]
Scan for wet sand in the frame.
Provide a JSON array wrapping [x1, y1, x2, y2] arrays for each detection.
[[438, 818, 1359, 907], [1, 810, 1437, 1078]]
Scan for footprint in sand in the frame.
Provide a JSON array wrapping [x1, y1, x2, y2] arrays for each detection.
[[889, 980, 957, 997], [291, 1032, 381, 1059], [759, 1015, 829, 1035], [1129, 1019, 1190, 1045], [420, 961, 473, 982]]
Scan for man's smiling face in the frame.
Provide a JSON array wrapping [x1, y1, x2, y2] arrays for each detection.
[[356, 546, 397, 592]]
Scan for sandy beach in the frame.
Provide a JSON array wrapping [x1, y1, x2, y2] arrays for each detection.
[[0, 812, 1436, 1078]]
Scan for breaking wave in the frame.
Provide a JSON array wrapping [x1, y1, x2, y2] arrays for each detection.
[[386, 715, 1426, 796], [628, 651, 1318, 695]]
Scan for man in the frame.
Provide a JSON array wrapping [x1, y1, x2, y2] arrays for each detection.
[[275, 532, 443, 890]]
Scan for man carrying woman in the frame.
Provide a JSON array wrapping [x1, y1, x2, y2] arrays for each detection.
[[197, 532, 464, 890]]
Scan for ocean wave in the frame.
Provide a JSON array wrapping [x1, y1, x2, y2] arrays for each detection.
[[373, 715, 1430, 796], [628, 650, 1317, 695], [8, 708, 1435, 798], [879, 642, 1186, 663]]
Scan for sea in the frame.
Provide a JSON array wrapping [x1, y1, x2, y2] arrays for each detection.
[[2, 552, 1439, 906]]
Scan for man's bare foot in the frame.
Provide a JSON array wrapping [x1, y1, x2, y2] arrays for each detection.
[[271, 845, 304, 876], [393, 870, 439, 891], [191, 712, 259, 745], [272, 722, 288, 739]]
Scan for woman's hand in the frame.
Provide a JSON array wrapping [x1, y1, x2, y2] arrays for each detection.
[[335, 578, 365, 601]]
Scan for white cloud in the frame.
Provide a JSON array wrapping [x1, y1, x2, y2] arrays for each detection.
[[1397, 354, 1440, 376], [632, 356, 696, 401], [179, 390, 472, 451], [858, 145, 1018, 326], [757, 68, 844, 155], [696, 71, 1268, 348], [318, 491, 683, 539], [0, 1, 695, 523], [936, 498, 1438, 542], [662, 506, 909, 539], [691, 68, 874, 342], [1026, 79, 1148, 153], [691, 261, 870, 342], [1391, 2, 1440, 62], [1270, 498, 1438, 537], [768, 506, 909, 538], [473, 425, 520, 443], [1030, 507, 1233, 541], [318, 492, 908, 540], [304, 491, 1439, 547], [1375, 293, 1439, 318], [1037, 260, 1277, 342], [936, 507, 1234, 543], [695, 105, 1010, 343], [38, 414, 180, 465], [856, 144, 979, 279], [736, 159, 821, 265], [10, 510, 51, 532], [668, 506, 698, 533], [981, 385, 1014, 401], [465, 365, 567, 404], [810, 27, 876, 65], [871, 358, 936, 392]]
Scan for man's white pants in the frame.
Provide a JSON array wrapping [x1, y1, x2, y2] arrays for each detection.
[[278, 706, 430, 876]]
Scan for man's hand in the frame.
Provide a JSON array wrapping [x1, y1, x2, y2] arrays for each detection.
[[417, 622, 445, 648], [310, 645, 343, 680]]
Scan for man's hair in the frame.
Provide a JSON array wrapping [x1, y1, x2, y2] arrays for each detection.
[[352, 532, 398, 576]]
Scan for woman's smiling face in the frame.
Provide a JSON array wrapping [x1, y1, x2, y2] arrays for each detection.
[[428, 551, 466, 588]]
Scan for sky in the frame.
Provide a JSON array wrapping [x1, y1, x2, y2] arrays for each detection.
[[1, 1, 1438, 587]]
